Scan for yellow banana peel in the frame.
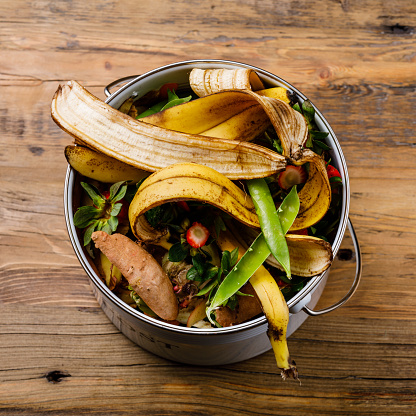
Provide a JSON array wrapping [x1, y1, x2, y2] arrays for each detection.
[[52, 81, 287, 180], [189, 67, 265, 96], [141, 91, 255, 134], [128, 163, 259, 242], [257, 87, 291, 103], [65, 145, 149, 183], [291, 150, 332, 231], [216, 228, 298, 380]]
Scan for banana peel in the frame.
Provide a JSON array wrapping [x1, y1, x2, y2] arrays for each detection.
[[128, 163, 259, 242], [65, 145, 149, 183], [142, 85, 290, 142], [141, 91, 256, 134], [216, 227, 298, 380], [189, 69, 331, 230], [52, 81, 287, 180], [189, 67, 265, 96], [291, 150, 332, 231]]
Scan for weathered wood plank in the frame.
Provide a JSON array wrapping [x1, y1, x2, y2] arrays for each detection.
[[1, 305, 415, 414]]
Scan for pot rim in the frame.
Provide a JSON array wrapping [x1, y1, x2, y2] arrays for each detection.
[[64, 59, 350, 336]]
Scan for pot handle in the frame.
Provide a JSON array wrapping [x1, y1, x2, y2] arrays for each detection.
[[302, 218, 362, 316], [104, 75, 140, 97]]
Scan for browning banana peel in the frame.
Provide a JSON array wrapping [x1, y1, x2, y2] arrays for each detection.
[[128, 163, 260, 242], [52, 81, 286, 180], [216, 228, 298, 380], [65, 145, 149, 183]]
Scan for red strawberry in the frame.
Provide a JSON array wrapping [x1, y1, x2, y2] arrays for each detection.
[[278, 165, 307, 190], [186, 222, 210, 248], [159, 82, 178, 99], [326, 164, 341, 179]]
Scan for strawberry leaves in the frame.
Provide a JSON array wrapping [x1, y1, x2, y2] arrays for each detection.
[[74, 180, 128, 246]]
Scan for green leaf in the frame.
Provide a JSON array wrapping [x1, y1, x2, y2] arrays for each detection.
[[81, 182, 105, 208], [109, 181, 128, 202], [310, 131, 330, 141], [186, 266, 201, 281], [101, 222, 112, 235], [301, 99, 315, 122], [235, 290, 253, 297], [95, 220, 104, 231], [107, 215, 118, 232], [136, 100, 168, 118], [136, 89, 192, 118], [192, 253, 206, 276], [160, 96, 192, 111], [220, 250, 231, 274], [168, 242, 188, 262], [264, 131, 283, 154], [83, 221, 98, 246], [230, 247, 239, 267], [110, 202, 123, 217], [226, 294, 238, 310], [197, 275, 219, 296], [74, 205, 103, 228], [205, 266, 219, 281], [313, 139, 331, 151], [145, 204, 176, 228], [214, 215, 226, 238]]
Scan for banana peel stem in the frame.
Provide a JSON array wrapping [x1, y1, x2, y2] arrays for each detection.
[[217, 228, 299, 380], [249, 270, 298, 380], [268, 329, 299, 381]]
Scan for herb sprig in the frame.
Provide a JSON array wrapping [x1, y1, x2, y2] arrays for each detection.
[[74, 181, 128, 246]]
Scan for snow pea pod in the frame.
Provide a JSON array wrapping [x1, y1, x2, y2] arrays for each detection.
[[247, 178, 294, 278], [206, 186, 299, 323]]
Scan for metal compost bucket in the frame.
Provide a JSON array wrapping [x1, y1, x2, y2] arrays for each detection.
[[64, 60, 362, 366]]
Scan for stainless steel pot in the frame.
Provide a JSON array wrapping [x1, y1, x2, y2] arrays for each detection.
[[64, 60, 362, 365]]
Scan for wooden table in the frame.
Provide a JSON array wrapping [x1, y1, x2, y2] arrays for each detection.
[[1, 1, 415, 414]]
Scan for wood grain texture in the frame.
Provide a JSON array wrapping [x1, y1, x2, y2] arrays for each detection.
[[1, 0, 416, 414]]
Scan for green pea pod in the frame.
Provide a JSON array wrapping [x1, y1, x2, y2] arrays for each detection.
[[278, 186, 301, 234], [247, 178, 293, 278], [206, 186, 299, 324]]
